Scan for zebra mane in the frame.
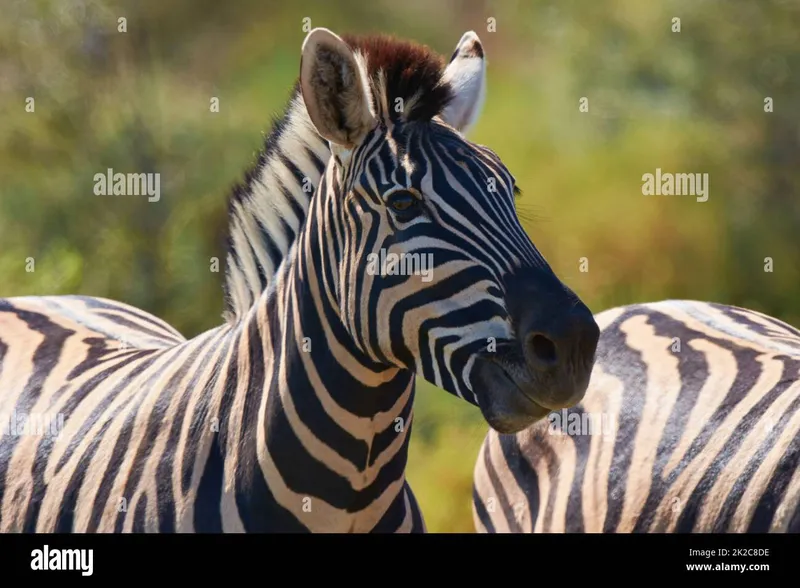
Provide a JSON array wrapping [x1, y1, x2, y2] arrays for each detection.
[[222, 34, 454, 322]]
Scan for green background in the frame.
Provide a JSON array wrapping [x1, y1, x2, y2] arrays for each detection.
[[1, 0, 798, 532]]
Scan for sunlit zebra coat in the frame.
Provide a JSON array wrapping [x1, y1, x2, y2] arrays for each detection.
[[0, 28, 599, 533], [473, 300, 800, 533]]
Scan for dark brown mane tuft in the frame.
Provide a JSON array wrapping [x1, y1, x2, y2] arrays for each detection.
[[341, 34, 453, 123]]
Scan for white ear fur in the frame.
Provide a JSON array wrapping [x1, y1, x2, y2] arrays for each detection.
[[299, 28, 376, 149], [440, 31, 487, 135]]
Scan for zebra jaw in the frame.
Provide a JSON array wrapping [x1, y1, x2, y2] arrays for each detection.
[[470, 353, 553, 434], [470, 342, 565, 434]]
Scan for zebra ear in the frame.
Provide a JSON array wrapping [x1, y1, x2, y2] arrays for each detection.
[[440, 31, 487, 135], [300, 28, 376, 149]]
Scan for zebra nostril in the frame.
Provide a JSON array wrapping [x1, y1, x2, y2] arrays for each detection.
[[525, 333, 558, 368]]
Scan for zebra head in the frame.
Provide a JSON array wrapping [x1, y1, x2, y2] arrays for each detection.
[[299, 28, 600, 434]]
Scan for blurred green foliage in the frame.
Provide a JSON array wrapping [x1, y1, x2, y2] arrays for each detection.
[[1, 0, 798, 532]]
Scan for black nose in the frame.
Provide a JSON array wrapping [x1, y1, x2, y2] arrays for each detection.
[[504, 269, 600, 409], [522, 305, 599, 373], [525, 332, 558, 369]]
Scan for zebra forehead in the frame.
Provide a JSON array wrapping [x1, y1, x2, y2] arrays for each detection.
[[375, 127, 488, 189], [340, 33, 453, 123]]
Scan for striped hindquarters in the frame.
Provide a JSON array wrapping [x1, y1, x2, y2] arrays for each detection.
[[0, 295, 228, 532], [472, 300, 800, 533]]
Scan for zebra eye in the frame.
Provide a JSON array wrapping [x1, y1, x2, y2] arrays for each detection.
[[387, 191, 419, 214]]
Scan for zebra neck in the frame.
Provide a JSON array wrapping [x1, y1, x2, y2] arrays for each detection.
[[223, 84, 331, 322], [262, 240, 416, 434], [238, 253, 418, 531]]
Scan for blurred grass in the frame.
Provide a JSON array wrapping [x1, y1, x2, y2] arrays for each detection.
[[407, 379, 488, 533], [1, 0, 799, 532]]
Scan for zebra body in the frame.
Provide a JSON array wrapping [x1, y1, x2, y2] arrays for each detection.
[[473, 300, 800, 533], [1, 28, 599, 532], [0, 290, 417, 533]]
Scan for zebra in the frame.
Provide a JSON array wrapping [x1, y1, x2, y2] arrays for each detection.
[[0, 28, 600, 533], [472, 299, 800, 533]]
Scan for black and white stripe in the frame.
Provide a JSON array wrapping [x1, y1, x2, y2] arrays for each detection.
[[0, 28, 599, 533], [473, 300, 800, 533]]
